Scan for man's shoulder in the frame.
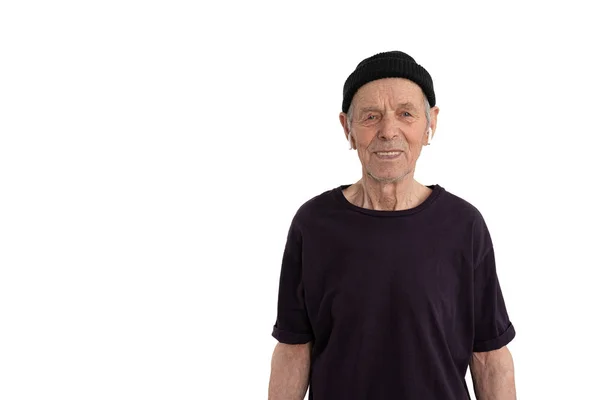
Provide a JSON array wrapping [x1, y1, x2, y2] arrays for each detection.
[[437, 185, 487, 223], [293, 186, 343, 225], [293, 185, 341, 221]]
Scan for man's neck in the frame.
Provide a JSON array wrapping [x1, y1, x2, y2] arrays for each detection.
[[344, 175, 431, 211]]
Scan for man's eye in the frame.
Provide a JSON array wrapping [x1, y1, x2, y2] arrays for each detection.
[[402, 112, 412, 117], [366, 114, 378, 120]]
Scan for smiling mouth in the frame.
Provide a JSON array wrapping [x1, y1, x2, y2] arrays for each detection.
[[374, 151, 403, 160]]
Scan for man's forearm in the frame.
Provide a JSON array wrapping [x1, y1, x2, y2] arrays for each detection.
[[470, 347, 516, 400], [268, 342, 311, 400]]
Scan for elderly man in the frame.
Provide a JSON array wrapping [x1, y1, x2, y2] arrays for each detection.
[[268, 51, 516, 400]]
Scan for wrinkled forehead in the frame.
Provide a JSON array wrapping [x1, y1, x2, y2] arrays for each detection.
[[351, 77, 426, 108]]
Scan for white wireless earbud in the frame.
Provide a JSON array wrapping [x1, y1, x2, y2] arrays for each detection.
[[427, 128, 432, 145], [348, 133, 353, 150]]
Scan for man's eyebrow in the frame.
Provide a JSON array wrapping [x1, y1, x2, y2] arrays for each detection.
[[357, 106, 381, 114], [397, 102, 418, 110]]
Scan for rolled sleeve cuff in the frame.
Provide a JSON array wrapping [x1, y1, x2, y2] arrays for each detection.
[[272, 325, 314, 344], [473, 322, 516, 352]]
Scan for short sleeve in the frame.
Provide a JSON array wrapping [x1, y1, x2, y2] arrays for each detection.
[[271, 218, 314, 344], [472, 248, 516, 352]]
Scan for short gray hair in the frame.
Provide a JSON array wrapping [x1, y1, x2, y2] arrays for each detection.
[[346, 93, 431, 132]]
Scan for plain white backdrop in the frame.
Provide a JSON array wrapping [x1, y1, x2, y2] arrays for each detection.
[[1, 1, 599, 399]]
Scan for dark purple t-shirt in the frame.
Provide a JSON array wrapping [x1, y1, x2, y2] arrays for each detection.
[[272, 184, 515, 400]]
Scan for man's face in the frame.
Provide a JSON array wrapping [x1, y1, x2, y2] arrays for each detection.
[[341, 78, 438, 183]]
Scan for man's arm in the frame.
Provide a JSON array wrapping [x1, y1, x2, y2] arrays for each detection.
[[469, 345, 516, 400], [268, 342, 312, 400]]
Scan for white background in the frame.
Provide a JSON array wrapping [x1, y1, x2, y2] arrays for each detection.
[[1, 1, 599, 399]]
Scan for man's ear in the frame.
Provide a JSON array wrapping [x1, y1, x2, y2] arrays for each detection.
[[339, 112, 353, 149], [429, 106, 440, 140]]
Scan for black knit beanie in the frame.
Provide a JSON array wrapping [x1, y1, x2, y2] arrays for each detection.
[[342, 51, 435, 113]]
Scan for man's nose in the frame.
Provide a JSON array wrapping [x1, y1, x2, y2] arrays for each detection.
[[377, 113, 402, 141]]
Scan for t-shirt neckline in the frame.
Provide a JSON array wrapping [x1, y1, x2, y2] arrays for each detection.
[[333, 183, 444, 217]]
